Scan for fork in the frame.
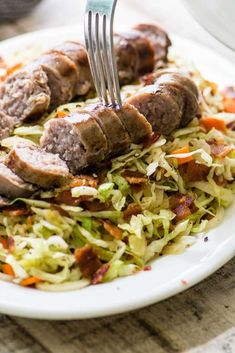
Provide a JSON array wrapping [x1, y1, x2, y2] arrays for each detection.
[[84, 0, 122, 108]]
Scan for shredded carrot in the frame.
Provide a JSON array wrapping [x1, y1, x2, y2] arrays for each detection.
[[56, 111, 68, 118], [172, 146, 194, 165], [0, 236, 7, 249], [102, 221, 123, 240], [200, 116, 226, 132], [19, 277, 41, 287], [2, 263, 15, 277], [224, 98, 235, 113]]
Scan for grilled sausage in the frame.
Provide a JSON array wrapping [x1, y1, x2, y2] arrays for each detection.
[[115, 103, 152, 144], [0, 66, 50, 125], [50, 41, 93, 96], [133, 24, 171, 68], [0, 111, 15, 142], [41, 111, 108, 174], [5, 142, 70, 188], [81, 104, 131, 157], [32, 52, 78, 111], [0, 161, 35, 198]]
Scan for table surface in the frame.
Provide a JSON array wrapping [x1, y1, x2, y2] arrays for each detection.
[[0, 1, 235, 352]]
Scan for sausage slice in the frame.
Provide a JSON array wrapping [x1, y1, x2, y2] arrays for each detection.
[[81, 104, 131, 157], [115, 103, 152, 144], [0, 111, 15, 142], [0, 66, 50, 124], [127, 85, 182, 135], [41, 111, 108, 174], [33, 52, 78, 111], [5, 142, 70, 188], [50, 41, 93, 96], [0, 161, 35, 198], [133, 24, 171, 68]]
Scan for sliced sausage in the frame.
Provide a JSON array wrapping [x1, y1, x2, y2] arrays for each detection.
[[0, 161, 35, 198], [50, 41, 93, 96], [115, 103, 152, 144], [127, 84, 182, 135], [32, 52, 78, 111], [41, 111, 108, 174], [5, 142, 70, 188], [81, 104, 131, 157], [0, 66, 50, 124], [133, 24, 171, 68], [0, 111, 15, 141], [114, 34, 138, 85], [122, 31, 155, 76]]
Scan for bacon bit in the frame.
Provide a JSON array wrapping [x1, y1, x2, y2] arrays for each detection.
[[0, 236, 7, 249], [20, 276, 42, 287], [213, 175, 227, 187], [144, 131, 161, 148], [2, 206, 30, 217], [227, 120, 235, 131], [7, 237, 15, 253], [124, 203, 142, 220], [55, 111, 69, 118], [179, 160, 210, 182], [209, 141, 233, 158], [75, 244, 101, 278], [102, 221, 123, 240], [2, 263, 15, 277], [169, 193, 194, 221], [122, 170, 147, 184], [81, 199, 108, 212], [92, 263, 110, 285], [200, 116, 226, 132], [143, 265, 152, 271], [69, 175, 98, 188], [172, 146, 194, 165], [54, 190, 82, 206], [181, 279, 188, 285]]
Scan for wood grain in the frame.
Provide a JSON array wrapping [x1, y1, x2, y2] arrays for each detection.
[[9, 257, 234, 353], [0, 1, 234, 352]]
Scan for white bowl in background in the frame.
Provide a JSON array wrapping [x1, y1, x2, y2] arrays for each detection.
[[182, 0, 235, 51]]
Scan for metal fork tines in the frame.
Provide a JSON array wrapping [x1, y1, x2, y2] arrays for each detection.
[[85, 0, 122, 108]]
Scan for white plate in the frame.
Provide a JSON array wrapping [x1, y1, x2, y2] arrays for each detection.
[[182, 0, 235, 51], [0, 26, 235, 320]]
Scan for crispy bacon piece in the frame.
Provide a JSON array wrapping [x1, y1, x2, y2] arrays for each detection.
[[227, 120, 235, 131], [179, 160, 210, 182], [69, 175, 98, 188], [102, 221, 123, 240], [122, 170, 147, 184], [2, 205, 30, 217], [75, 244, 101, 278], [124, 203, 142, 220], [209, 141, 233, 158], [54, 190, 91, 206], [169, 193, 195, 221], [144, 131, 161, 148], [92, 263, 110, 285], [81, 199, 109, 212]]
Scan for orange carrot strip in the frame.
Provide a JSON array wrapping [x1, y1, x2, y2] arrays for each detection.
[[224, 98, 235, 113], [56, 111, 68, 118], [200, 116, 226, 132], [172, 146, 194, 165], [102, 221, 123, 240], [0, 236, 7, 249], [20, 277, 41, 287], [2, 263, 15, 276]]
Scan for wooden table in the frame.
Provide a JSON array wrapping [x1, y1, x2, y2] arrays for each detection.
[[0, 1, 235, 352]]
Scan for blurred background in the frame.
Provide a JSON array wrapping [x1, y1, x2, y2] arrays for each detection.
[[0, 0, 234, 62]]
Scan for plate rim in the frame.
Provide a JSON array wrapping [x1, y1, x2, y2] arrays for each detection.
[[0, 25, 234, 320]]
